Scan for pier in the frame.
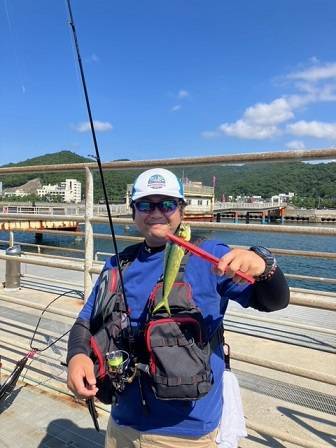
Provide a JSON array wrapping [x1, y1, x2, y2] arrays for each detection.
[[214, 201, 287, 224], [214, 202, 336, 224]]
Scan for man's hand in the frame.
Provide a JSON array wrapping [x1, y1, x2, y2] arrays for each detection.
[[214, 248, 266, 282], [67, 353, 98, 399]]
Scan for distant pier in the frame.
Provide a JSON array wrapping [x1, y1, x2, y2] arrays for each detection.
[[213, 202, 336, 224]]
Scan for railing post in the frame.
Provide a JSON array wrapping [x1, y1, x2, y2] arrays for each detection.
[[84, 167, 94, 301]]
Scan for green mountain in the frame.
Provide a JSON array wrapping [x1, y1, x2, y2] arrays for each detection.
[[0, 151, 139, 202], [1, 151, 335, 206]]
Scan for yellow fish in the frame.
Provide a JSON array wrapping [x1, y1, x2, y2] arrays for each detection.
[[152, 224, 191, 316]]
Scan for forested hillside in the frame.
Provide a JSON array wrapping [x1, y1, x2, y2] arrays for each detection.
[[1, 151, 335, 206]]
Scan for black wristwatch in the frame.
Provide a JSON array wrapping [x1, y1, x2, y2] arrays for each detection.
[[249, 246, 277, 281]]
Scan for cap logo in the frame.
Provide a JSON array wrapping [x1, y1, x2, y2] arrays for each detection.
[[147, 174, 166, 190]]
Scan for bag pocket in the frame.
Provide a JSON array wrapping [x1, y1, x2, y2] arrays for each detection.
[[90, 324, 120, 404], [145, 317, 212, 400]]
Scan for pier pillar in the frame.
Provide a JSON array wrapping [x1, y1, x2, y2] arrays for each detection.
[[84, 168, 94, 301], [35, 232, 43, 243], [9, 231, 14, 247], [262, 212, 267, 224]]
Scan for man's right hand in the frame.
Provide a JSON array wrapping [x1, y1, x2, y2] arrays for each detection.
[[67, 354, 98, 399]]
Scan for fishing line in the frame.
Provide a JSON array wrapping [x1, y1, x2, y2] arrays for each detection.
[[65, 0, 131, 328], [0, 289, 83, 403], [3, 0, 27, 95]]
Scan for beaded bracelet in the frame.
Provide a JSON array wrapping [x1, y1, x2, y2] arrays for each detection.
[[254, 261, 278, 282]]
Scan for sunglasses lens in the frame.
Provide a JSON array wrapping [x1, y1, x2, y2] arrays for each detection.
[[159, 200, 178, 213], [134, 199, 178, 214], [135, 201, 153, 212]]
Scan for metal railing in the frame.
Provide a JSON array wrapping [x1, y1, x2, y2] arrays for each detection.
[[214, 201, 287, 210], [0, 203, 130, 216]]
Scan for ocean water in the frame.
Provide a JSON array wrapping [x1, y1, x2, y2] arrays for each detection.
[[0, 222, 335, 293]]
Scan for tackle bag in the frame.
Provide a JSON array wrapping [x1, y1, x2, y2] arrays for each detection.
[[144, 274, 219, 400], [89, 244, 141, 404]]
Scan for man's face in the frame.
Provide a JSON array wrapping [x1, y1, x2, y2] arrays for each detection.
[[133, 195, 183, 246]]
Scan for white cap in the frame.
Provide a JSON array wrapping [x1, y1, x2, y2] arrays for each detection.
[[131, 168, 185, 202]]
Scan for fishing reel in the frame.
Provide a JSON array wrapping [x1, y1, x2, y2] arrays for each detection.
[[105, 349, 137, 394]]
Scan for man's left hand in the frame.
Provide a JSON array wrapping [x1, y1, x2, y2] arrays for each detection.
[[214, 248, 266, 282]]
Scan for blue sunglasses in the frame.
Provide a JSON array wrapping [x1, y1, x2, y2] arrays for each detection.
[[134, 199, 179, 214]]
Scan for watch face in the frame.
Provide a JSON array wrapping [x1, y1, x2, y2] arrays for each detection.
[[257, 247, 272, 258], [251, 246, 274, 265]]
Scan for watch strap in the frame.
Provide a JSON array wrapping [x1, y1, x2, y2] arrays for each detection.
[[249, 246, 277, 281]]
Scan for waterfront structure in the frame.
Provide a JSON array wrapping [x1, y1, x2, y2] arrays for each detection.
[[271, 192, 295, 205], [37, 178, 82, 203]]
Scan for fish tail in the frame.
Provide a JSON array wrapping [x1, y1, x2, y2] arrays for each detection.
[[152, 298, 171, 316]]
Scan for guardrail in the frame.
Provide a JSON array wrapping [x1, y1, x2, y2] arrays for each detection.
[[0, 203, 130, 216], [214, 201, 287, 210]]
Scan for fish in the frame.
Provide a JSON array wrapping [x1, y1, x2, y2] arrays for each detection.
[[152, 224, 191, 316]]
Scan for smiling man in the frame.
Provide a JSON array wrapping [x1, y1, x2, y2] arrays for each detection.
[[67, 168, 290, 448]]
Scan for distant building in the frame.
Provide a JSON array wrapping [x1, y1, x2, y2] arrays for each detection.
[[271, 192, 295, 205], [0, 181, 2, 196], [60, 179, 82, 203], [37, 178, 81, 203], [183, 181, 214, 220], [250, 195, 263, 203], [3, 188, 28, 198]]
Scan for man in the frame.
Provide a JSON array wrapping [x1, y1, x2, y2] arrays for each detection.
[[67, 168, 289, 448]]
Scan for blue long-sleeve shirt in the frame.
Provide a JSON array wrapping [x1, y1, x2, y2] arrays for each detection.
[[70, 239, 289, 436]]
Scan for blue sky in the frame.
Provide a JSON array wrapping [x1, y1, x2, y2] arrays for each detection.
[[1, 0, 336, 165]]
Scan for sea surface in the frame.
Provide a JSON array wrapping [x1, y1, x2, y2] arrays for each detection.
[[0, 222, 335, 293]]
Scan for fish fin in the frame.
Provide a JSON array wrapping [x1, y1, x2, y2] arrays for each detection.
[[152, 299, 171, 316]]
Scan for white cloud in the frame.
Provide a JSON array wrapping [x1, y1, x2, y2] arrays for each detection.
[[171, 105, 181, 112], [74, 120, 113, 133], [85, 53, 100, 63], [219, 120, 279, 140], [288, 62, 336, 82], [287, 120, 336, 138], [205, 60, 336, 141], [244, 98, 294, 125], [217, 98, 291, 140], [286, 140, 305, 149], [201, 130, 220, 139], [91, 53, 99, 62], [178, 90, 189, 99]]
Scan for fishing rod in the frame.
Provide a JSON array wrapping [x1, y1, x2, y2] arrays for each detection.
[[66, 0, 129, 313], [0, 289, 83, 404], [66, 1, 136, 431]]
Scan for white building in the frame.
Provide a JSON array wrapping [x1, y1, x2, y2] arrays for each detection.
[[37, 184, 62, 200], [60, 179, 82, 203], [271, 192, 295, 205], [37, 179, 81, 203], [3, 188, 28, 198]]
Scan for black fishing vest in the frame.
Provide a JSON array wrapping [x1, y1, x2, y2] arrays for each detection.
[[89, 243, 223, 404]]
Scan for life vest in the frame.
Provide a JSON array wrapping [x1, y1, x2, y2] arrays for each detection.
[[89, 242, 223, 405]]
